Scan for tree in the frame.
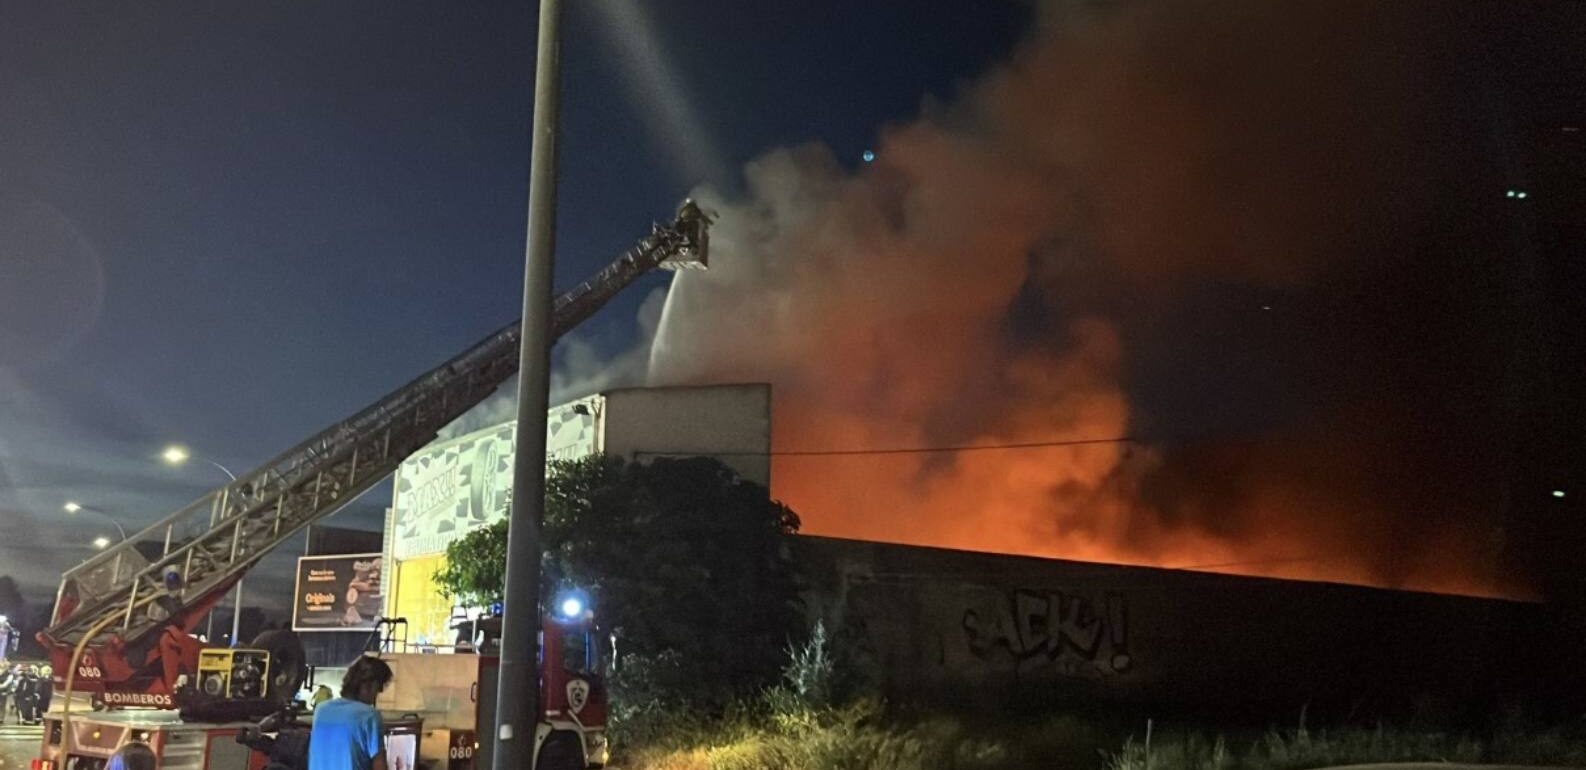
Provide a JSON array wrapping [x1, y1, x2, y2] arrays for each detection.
[[432, 517, 510, 608], [434, 455, 804, 707], [0, 574, 23, 657], [0, 576, 24, 624]]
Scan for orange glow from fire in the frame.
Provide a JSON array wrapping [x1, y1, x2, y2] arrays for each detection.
[[650, 3, 1528, 602]]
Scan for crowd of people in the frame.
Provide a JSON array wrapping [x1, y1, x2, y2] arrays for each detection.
[[0, 662, 55, 725]]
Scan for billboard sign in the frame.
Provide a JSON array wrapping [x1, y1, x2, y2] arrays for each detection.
[[293, 553, 384, 631], [390, 396, 600, 560]]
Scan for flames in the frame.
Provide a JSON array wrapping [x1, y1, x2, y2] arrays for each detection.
[[645, 2, 1526, 600]]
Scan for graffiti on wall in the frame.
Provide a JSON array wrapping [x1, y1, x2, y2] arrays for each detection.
[[962, 590, 1130, 678]]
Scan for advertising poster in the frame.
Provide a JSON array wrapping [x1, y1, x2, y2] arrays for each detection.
[[293, 553, 384, 631]]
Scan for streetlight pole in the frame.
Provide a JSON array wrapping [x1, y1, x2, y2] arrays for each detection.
[[496, 1, 561, 768], [163, 445, 244, 645], [63, 502, 130, 544]]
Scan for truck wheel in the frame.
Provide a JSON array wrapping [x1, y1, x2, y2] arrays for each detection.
[[535, 732, 584, 770], [251, 629, 307, 704]]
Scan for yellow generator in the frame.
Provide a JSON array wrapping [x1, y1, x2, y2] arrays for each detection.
[[195, 649, 270, 699]]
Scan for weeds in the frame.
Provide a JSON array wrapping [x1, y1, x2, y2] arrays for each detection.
[[618, 704, 1586, 770], [612, 628, 1586, 770], [1101, 714, 1586, 770]]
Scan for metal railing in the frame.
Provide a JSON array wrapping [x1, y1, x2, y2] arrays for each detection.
[[47, 201, 709, 647]]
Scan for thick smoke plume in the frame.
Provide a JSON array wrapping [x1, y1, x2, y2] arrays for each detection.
[[439, 287, 668, 439], [649, 2, 1530, 597]]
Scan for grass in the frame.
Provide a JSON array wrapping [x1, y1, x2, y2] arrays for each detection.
[[614, 700, 1027, 770], [610, 702, 1586, 770], [1104, 726, 1488, 770], [609, 627, 1586, 769]]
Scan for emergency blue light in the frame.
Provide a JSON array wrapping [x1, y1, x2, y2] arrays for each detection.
[[559, 597, 583, 618], [552, 588, 590, 620]]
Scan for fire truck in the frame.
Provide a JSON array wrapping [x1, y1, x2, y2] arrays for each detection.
[[372, 593, 607, 770], [32, 200, 710, 770]]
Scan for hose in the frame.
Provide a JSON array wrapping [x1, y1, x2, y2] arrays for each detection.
[[58, 612, 122, 762]]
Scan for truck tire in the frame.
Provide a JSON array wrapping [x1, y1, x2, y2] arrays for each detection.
[[251, 630, 307, 704], [535, 732, 584, 770]]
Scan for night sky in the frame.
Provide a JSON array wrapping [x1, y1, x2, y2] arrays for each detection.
[[3, 1, 1584, 627], [0, 2, 1029, 611]]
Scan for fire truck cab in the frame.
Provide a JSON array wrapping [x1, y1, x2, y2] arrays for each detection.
[[377, 605, 608, 770]]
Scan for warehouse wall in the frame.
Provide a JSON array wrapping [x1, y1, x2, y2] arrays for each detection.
[[603, 383, 771, 487], [792, 536, 1577, 722]]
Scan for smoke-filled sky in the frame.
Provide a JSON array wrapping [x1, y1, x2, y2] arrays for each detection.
[[2, 1, 1583, 618], [650, 2, 1586, 599]]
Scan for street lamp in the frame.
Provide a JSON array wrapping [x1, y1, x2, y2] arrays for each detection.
[[63, 501, 130, 544], [161, 444, 237, 481], [92, 536, 111, 549], [162, 444, 244, 646]]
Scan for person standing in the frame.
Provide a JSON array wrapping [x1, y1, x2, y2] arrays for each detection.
[[16, 666, 40, 724], [307, 656, 391, 770], [35, 665, 53, 717], [0, 663, 16, 725]]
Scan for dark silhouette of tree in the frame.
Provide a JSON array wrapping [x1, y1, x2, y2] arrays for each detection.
[[0, 576, 29, 659], [238, 607, 269, 643], [0, 576, 24, 624], [436, 456, 803, 708]]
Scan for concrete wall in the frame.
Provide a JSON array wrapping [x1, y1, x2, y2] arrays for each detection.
[[602, 383, 771, 487], [792, 536, 1577, 721]]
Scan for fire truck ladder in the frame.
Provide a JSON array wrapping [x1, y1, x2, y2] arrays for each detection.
[[45, 200, 710, 651]]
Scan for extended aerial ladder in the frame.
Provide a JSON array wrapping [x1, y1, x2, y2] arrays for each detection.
[[39, 200, 710, 706]]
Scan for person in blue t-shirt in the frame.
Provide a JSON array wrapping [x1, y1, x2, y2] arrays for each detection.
[[309, 656, 393, 770]]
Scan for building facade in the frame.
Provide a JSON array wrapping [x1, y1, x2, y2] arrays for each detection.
[[381, 383, 771, 647]]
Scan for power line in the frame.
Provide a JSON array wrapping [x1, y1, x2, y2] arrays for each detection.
[[637, 436, 1138, 459], [774, 436, 1138, 456]]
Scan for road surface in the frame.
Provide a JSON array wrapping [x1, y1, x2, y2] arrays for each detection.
[[0, 723, 41, 770]]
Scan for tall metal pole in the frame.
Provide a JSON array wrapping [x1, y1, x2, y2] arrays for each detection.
[[162, 453, 241, 645], [211, 462, 246, 647], [495, 1, 561, 768], [200, 461, 244, 647], [230, 579, 245, 646]]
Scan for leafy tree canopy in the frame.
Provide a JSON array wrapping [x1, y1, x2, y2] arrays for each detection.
[[0, 576, 24, 622], [434, 455, 804, 706]]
